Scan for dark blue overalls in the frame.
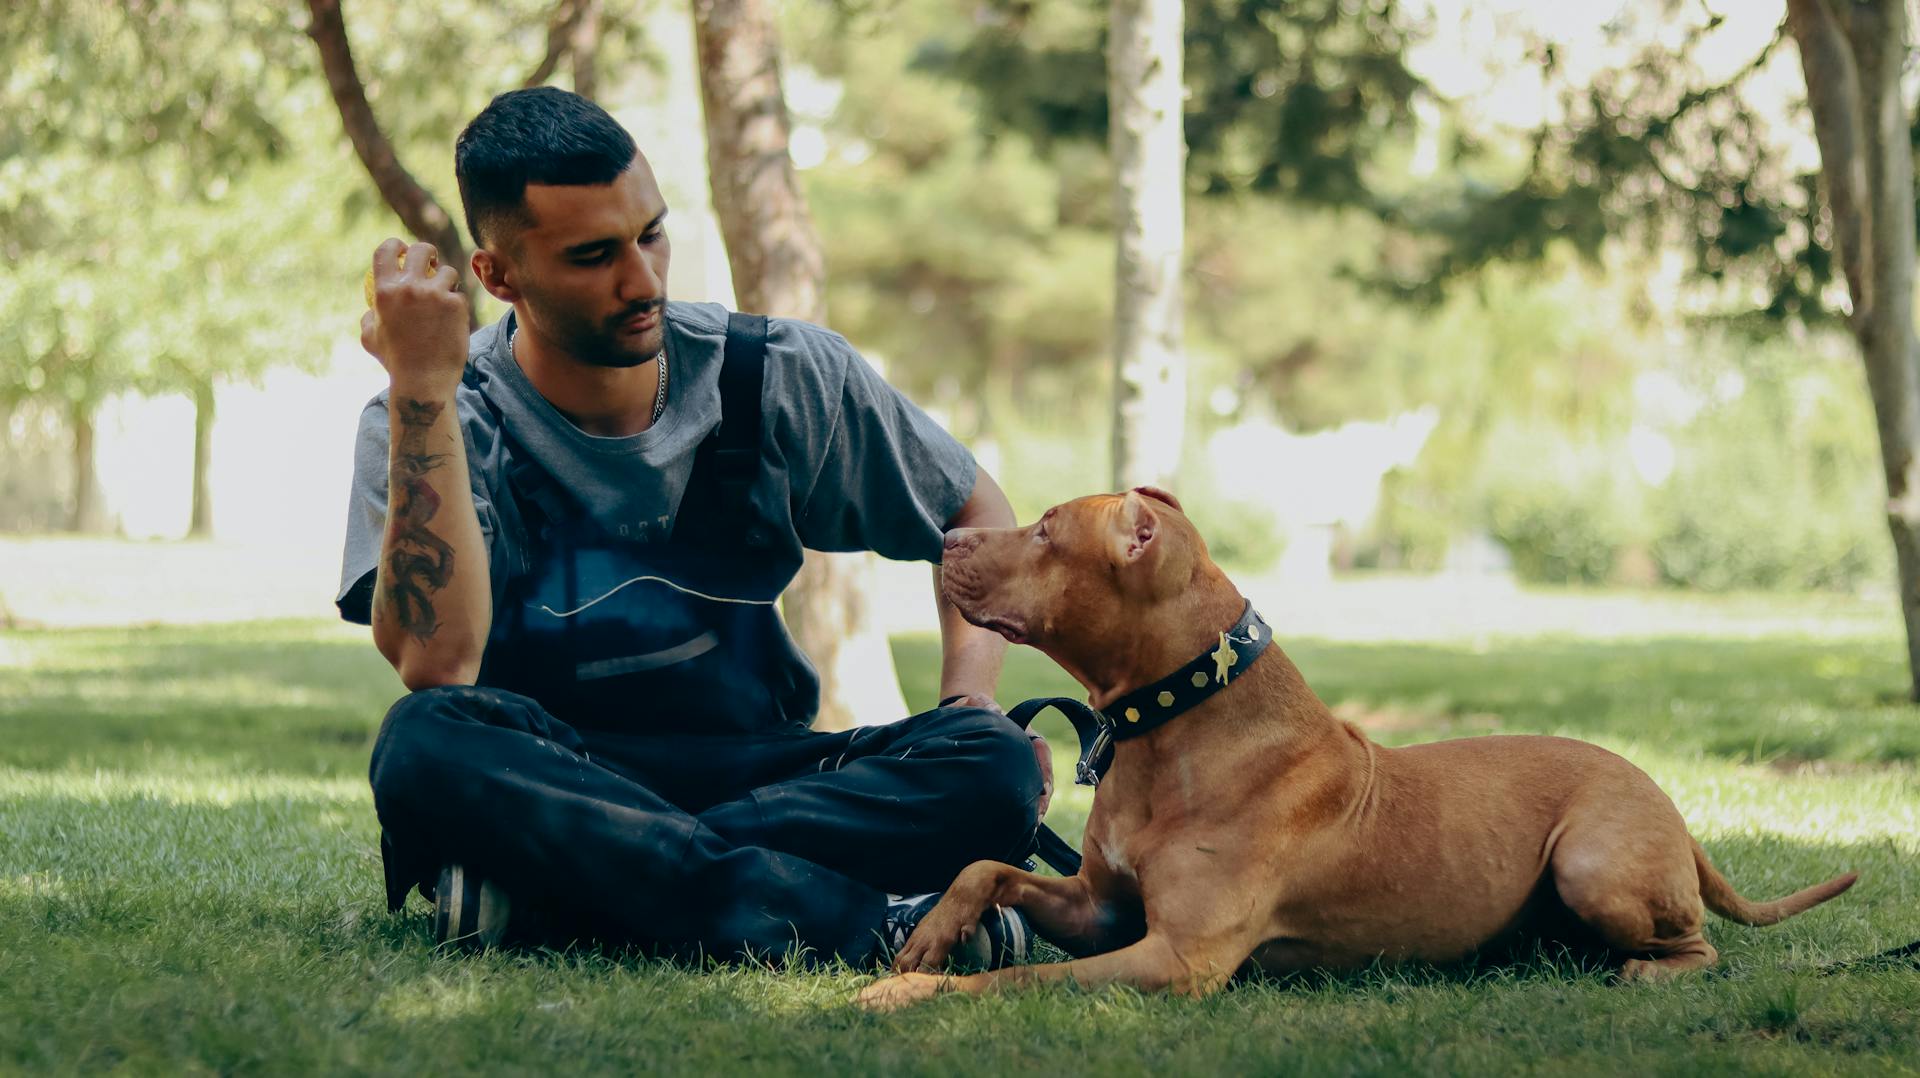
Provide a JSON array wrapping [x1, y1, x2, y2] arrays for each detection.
[[367, 314, 1042, 963]]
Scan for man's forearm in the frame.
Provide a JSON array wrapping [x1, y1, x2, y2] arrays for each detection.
[[935, 466, 1017, 702], [935, 571, 1009, 702], [372, 384, 492, 689]]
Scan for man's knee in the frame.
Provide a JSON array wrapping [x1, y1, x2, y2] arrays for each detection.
[[368, 685, 532, 809], [370, 687, 461, 809], [372, 684, 481, 754], [936, 705, 1046, 842]]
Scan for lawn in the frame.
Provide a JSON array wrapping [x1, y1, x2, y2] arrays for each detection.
[[3, 609, 1919, 1074]]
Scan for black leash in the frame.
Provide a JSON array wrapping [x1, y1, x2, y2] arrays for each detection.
[[1816, 937, 1920, 975], [1004, 696, 1117, 877]]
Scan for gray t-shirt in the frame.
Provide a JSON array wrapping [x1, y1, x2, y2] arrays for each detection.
[[336, 301, 976, 624]]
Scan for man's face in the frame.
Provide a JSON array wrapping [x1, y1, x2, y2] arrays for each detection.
[[507, 154, 672, 367]]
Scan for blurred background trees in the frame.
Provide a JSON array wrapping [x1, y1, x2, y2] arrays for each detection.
[[2, 0, 1914, 688]]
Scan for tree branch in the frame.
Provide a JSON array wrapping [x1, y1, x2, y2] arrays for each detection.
[[523, 0, 585, 90], [1670, 20, 1787, 121], [304, 0, 479, 327]]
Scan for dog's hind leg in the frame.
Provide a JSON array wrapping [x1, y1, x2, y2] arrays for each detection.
[[1547, 790, 1718, 981]]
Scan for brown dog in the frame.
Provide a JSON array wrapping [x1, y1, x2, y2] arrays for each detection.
[[858, 488, 1856, 1011]]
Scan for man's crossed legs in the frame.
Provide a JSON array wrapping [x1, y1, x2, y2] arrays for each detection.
[[368, 686, 1043, 965]]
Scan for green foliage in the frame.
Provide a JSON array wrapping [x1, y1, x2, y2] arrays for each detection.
[[922, 0, 1428, 204], [1186, 198, 1431, 431], [1441, 333, 1891, 593], [793, 0, 1442, 452], [0, 0, 603, 412], [1357, 466, 1452, 572], [0, 1, 301, 221], [122, 115, 380, 395], [0, 0, 595, 531], [794, 2, 1113, 419], [1182, 496, 1288, 573], [1477, 425, 1645, 586], [0, 404, 71, 531], [0, 255, 121, 413], [1649, 349, 1890, 593], [1348, 254, 1656, 578], [1, 2, 330, 417], [1382, 6, 1837, 329]]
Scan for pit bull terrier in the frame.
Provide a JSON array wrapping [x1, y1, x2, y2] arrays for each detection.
[[858, 488, 1856, 1011]]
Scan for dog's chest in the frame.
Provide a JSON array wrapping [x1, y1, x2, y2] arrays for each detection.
[[1084, 771, 1204, 891], [1083, 786, 1153, 894]]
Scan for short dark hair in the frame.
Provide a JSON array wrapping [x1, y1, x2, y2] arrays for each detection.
[[454, 87, 637, 249]]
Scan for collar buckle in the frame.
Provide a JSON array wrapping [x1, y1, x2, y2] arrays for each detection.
[[1076, 721, 1114, 788]]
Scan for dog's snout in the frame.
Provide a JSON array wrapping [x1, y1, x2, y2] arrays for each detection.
[[943, 529, 983, 557]]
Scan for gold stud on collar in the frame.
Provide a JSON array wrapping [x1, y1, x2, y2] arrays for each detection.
[[1157, 691, 1174, 707], [1124, 707, 1142, 723]]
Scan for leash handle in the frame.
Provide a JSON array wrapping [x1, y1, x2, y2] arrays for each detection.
[[1005, 697, 1106, 878], [1005, 696, 1114, 788]]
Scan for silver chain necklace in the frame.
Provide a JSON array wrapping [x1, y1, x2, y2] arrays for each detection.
[[510, 323, 669, 426]]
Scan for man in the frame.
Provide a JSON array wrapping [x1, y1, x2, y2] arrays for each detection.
[[336, 87, 1050, 967]]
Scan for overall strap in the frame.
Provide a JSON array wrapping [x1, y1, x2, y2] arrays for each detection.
[[673, 312, 772, 550], [465, 357, 579, 535]]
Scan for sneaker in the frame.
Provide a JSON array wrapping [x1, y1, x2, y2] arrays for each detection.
[[880, 892, 1032, 972], [432, 863, 512, 948]]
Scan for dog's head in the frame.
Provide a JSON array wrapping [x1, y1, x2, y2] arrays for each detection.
[[940, 486, 1219, 685]]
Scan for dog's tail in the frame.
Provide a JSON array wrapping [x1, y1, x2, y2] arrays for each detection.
[[1693, 838, 1857, 927]]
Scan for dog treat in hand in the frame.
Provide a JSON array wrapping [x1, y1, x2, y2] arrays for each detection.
[[364, 250, 440, 307]]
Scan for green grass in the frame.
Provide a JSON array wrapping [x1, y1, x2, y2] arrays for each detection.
[[4, 615, 1920, 1074]]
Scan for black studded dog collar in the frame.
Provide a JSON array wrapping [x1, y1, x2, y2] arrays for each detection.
[[1101, 599, 1272, 740]]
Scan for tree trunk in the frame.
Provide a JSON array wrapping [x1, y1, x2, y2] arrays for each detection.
[[304, 0, 481, 328], [526, 0, 585, 89], [67, 401, 97, 534], [691, 0, 827, 319], [571, 0, 600, 102], [691, 0, 910, 731], [1787, 0, 1920, 699], [1108, 0, 1187, 490], [188, 375, 215, 539]]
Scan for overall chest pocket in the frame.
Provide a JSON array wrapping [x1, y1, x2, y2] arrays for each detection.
[[519, 543, 721, 679], [486, 532, 803, 733]]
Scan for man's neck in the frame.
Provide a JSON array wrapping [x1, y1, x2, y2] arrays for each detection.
[[512, 318, 662, 437]]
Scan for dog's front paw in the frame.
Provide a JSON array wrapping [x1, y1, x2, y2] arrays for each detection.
[[858, 972, 949, 1012], [891, 905, 977, 973]]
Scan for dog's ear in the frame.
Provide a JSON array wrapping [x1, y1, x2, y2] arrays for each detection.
[[1118, 490, 1160, 564], [1131, 485, 1183, 513]]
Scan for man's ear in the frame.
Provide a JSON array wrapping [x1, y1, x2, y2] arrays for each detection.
[[1119, 490, 1160, 564], [472, 249, 518, 304]]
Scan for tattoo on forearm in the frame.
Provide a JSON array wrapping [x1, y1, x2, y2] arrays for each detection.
[[383, 399, 456, 641]]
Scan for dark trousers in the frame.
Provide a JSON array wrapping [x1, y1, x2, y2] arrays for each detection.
[[368, 685, 1043, 965]]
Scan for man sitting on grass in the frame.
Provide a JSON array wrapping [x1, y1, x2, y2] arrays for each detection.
[[335, 87, 1050, 966]]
